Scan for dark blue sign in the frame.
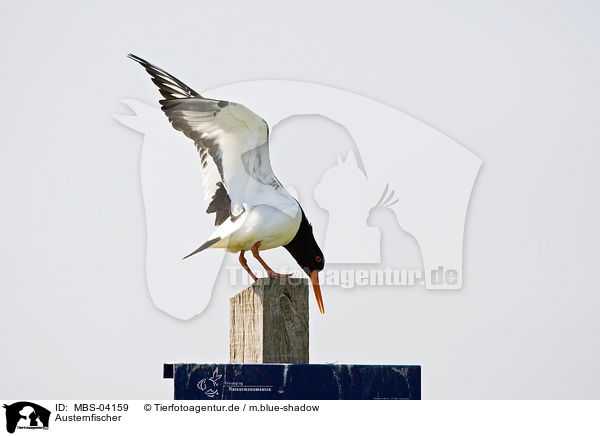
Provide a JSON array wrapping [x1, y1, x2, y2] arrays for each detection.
[[164, 364, 420, 400]]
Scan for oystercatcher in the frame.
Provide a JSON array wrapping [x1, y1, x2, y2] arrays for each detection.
[[128, 54, 325, 313]]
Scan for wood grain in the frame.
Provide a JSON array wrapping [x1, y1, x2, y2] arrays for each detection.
[[229, 277, 309, 364]]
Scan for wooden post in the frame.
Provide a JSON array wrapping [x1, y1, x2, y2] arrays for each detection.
[[229, 277, 309, 364]]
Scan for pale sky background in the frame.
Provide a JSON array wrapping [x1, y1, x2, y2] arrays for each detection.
[[1, 0, 599, 399]]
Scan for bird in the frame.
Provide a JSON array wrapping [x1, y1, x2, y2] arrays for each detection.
[[127, 54, 326, 313]]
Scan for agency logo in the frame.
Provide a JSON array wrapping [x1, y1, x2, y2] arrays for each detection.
[[3, 402, 50, 434], [197, 368, 222, 398]]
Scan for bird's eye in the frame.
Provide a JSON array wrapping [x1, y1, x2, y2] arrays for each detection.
[[315, 255, 322, 263]]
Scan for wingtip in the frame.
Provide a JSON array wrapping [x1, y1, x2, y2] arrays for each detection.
[[125, 53, 201, 99], [127, 53, 143, 64]]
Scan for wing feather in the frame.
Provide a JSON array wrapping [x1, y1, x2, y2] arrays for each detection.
[[159, 98, 269, 213], [127, 53, 200, 99], [128, 54, 282, 226], [128, 54, 272, 225]]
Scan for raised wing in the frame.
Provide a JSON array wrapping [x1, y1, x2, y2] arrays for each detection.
[[127, 53, 200, 99], [128, 54, 272, 225], [159, 97, 270, 215]]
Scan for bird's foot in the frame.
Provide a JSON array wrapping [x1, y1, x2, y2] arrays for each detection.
[[250, 241, 292, 279]]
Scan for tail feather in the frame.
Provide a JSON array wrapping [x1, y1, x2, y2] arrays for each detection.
[[182, 237, 221, 260]]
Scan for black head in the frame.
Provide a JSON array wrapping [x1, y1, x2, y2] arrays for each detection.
[[284, 210, 324, 273], [284, 209, 325, 313]]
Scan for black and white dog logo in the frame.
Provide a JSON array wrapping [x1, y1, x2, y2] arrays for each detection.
[[3, 402, 50, 434]]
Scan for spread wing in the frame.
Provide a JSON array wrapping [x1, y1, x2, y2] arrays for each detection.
[[128, 54, 273, 226]]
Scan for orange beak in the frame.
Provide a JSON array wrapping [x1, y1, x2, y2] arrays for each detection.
[[310, 270, 325, 314]]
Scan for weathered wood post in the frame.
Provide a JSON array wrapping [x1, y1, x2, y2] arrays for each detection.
[[229, 277, 309, 363]]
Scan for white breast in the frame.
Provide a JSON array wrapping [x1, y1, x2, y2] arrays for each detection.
[[222, 202, 302, 252]]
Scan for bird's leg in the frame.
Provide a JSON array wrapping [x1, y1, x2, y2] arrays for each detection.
[[251, 242, 292, 278], [238, 250, 257, 281]]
